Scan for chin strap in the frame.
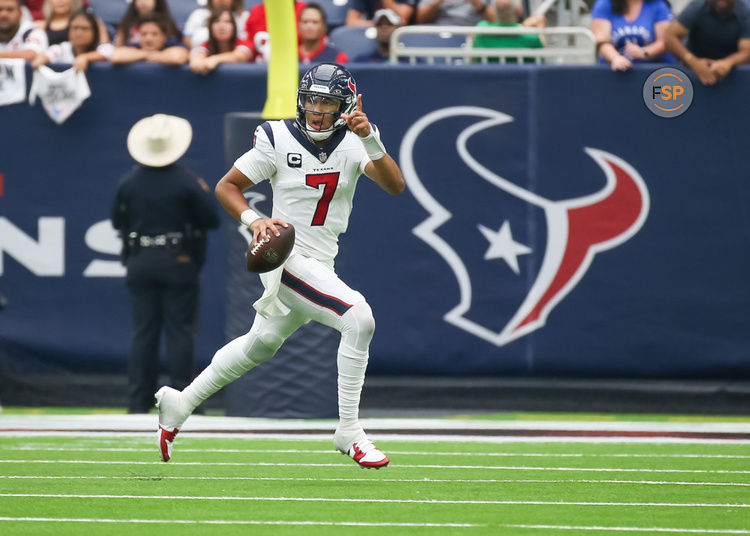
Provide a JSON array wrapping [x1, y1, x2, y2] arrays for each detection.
[[307, 129, 334, 141], [305, 119, 336, 141]]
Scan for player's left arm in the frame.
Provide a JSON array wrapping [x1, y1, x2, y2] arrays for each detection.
[[342, 94, 405, 196]]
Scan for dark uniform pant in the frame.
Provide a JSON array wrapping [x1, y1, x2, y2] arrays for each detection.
[[126, 248, 200, 413]]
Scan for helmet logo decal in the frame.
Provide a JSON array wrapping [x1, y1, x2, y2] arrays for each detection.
[[348, 78, 356, 93]]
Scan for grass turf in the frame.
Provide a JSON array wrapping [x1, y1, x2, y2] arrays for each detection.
[[0, 432, 749, 535]]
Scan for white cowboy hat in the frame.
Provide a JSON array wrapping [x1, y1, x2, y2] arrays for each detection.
[[127, 114, 193, 167]]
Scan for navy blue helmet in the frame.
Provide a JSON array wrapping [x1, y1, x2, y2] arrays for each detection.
[[296, 63, 357, 140]]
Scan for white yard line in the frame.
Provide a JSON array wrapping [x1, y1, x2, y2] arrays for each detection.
[[1, 493, 749, 508], [3, 431, 750, 444], [1, 517, 747, 532], [1, 475, 749, 486], [503, 524, 750, 534], [2, 459, 750, 474], [0, 516, 481, 528], [1, 415, 749, 433], [6, 446, 750, 459]]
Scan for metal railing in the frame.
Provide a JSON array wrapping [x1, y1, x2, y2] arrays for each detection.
[[390, 25, 596, 65]]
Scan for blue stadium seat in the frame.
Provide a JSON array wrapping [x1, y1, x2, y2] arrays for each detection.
[[318, 0, 351, 31], [397, 31, 467, 49], [397, 29, 469, 64], [166, 0, 200, 33], [243, 0, 264, 9], [329, 25, 377, 62], [88, 0, 128, 26]]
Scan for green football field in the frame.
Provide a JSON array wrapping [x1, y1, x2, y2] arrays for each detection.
[[1, 415, 749, 535]]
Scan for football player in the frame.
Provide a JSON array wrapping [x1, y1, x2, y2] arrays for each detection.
[[156, 63, 404, 468]]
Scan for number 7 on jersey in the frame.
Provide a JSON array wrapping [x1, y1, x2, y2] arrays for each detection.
[[306, 172, 340, 226]]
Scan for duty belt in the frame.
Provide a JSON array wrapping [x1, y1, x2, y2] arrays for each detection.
[[129, 232, 184, 248]]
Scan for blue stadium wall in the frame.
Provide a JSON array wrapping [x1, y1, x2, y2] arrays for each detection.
[[1, 63, 749, 380]]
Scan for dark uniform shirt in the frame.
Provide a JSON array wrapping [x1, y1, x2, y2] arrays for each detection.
[[111, 163, 220, 278], [112, 163, 219, 236]]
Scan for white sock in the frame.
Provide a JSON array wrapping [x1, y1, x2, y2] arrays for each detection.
[[335, 302, 375, 434], [336, 340, 369, 434]]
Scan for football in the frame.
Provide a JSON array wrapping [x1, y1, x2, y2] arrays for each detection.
[[245, 223, 295, 273]]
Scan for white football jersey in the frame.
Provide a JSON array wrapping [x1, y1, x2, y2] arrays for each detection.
[[0, 23, 48, 53], [234, 120, 372, 267]]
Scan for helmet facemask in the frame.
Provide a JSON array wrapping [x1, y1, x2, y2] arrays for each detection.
[[297, 91, 349, 141]]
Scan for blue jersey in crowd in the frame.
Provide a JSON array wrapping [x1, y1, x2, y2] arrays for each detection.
[[592, 0, 675, 62]]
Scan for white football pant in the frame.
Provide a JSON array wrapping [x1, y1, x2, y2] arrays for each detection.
[[182, 253, 374, 433]]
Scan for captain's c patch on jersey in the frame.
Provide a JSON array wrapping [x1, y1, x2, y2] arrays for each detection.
[[287, 153, 302, 168]]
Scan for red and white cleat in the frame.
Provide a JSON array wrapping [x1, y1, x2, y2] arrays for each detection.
[[156, 425, 178, 462], [155, 386, 189, 462], [334, 430, 389, 469]]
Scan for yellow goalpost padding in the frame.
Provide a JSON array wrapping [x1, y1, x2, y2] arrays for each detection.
[[262, 0, 298, 119]]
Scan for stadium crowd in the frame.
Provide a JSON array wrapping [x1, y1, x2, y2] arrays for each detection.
[[1, 0, 748, 82]]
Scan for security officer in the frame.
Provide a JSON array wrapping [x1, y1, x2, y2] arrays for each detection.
[[112, 114, 220, 414]]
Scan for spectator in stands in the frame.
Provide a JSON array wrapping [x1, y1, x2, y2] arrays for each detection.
[[298, 3, 347, 64], [115, 0, 179, 46], [0, 0, 47, 60], [40, 0, 110, 44], [346, 0, 416, 26], [591, 0, 673, 71], [110, 13, 188, 65], [417, 0, 493, 25], [36, 0, 81, 45], [31, 8, 112, 70], [183, 0, 248, 49], [352, 7, 401, 62], [473, 0, 544, 62], [190, 7, 251, 74], [665, 0, 750, 85], [246, 0, 306, 63]]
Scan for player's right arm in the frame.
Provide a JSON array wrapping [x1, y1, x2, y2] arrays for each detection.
[[215, 166, 256, 219], [216, 123, 288, 244], [215, 166, 287, 244]]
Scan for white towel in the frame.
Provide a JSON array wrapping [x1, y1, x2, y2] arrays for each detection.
[[253, 254, 292, 317], [29, 65, 91, 124]]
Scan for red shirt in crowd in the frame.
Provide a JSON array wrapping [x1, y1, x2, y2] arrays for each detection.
[[24, 0, 44, 20], [245, 1, 306, 62], [299, 37, 348, 65], [197, 37, 253, 58]]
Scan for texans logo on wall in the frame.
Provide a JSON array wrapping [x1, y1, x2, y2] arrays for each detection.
[[401, 107, 650, 346]]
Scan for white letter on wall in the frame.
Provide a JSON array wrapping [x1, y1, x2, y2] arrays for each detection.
[[83, 220, 126, 278], [0, 217, 65, 276]]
